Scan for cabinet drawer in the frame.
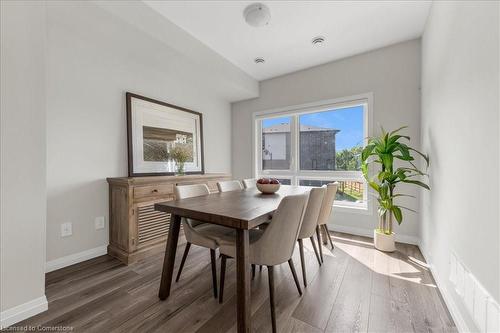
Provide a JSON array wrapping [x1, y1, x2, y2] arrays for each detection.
[[134, 184, 173, 199]]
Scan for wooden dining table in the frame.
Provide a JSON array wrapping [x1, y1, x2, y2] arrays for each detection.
[[154, 185, 310, 333]]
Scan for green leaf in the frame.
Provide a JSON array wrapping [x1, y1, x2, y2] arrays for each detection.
[[396, 169, 408, 181], [361, 163, 369, 179], [389, 126, 408, 136], [380, 126, 387, 137], [384, 132, 390, 146], [401, 179, 430, 190], [378, 170, 392, 182], [378, 207, 387, 217], [396, 167, 427, 176], [402, 173, 424, 179], [392, 206, 403, 224], [361, 144, 376, 162], [379, 181, 389, 199], [380, 153, 393, 171], [408, 147, 430, 167], [368, 181, 379, 192], [392, 193, 416, 198], [393, 154, 414, 162], [398, 206, 417, 213], [388, 136, 410, 151]]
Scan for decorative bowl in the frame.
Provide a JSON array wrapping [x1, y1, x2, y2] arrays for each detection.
[[256, 183, 280, 194]]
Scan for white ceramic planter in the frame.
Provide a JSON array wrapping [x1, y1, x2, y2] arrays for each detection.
[[373, 229, 396, 252]]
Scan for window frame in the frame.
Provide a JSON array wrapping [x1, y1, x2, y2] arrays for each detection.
[[252, 93, 373, 214]]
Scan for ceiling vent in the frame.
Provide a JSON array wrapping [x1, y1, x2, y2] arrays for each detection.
[[254, 57, 265, 64], [312, 36, 326, 46]]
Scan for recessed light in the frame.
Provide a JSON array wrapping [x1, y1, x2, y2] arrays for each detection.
[[254, 57, 265, 64], [312, 36, 326, 46]]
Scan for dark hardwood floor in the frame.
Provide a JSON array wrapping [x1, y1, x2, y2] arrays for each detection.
[[12, 232, 456, 332]]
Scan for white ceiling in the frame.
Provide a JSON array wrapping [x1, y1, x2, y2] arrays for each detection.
[[144, 1, 431, 81]]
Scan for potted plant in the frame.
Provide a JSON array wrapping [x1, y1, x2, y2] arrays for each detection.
[[361, 126, 429, 252], [170, 144, 192, 175]]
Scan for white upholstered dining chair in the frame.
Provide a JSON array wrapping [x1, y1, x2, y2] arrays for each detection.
[[242, 178, 256, 189], [217, 180, 243, 192], [296, 187, 326, 286], [217, 193, 309, 333], [316, 182, 338, 258], [174, 184, 233, 298]]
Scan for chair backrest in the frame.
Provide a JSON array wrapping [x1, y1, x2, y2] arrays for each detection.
[[298, 187, 326, 239], [175, 183, 210, 199], [317, 182, 338, 226], [252, 193, 309, 266], [175, 184, 210, 229], [242, 178, 257, 189], [217, 180, 243, 192]]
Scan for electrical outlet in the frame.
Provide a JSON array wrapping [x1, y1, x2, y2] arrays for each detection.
[[95, 216, 105, 230], [61, 222, 72, 237]]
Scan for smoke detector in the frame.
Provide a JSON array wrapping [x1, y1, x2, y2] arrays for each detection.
[[254, 57, 265, 64], [244, 3, 271, 27], [312, 36, 326, 46]]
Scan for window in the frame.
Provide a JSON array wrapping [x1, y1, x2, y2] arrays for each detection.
[[299, 106, 363, 171], [255, 98, 369, 210], [275, 178, 292, 185], [298, 179, 365, 207], [262, 117, 291, 170]]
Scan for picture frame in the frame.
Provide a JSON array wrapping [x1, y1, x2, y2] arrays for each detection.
[[126, 92, 205, 177]]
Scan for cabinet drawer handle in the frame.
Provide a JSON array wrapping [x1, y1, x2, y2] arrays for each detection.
[[152, 189, 158, 193]]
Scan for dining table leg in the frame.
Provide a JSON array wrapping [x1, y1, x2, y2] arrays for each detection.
[[158, 214, 181, 300], [236, 228, 251, 333]]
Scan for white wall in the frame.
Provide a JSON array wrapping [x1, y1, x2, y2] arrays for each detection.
[[0, 0, 48, 325], [232, 39, 422, 241], [44, 1, 256, 262], [420, 1, 499, 331]]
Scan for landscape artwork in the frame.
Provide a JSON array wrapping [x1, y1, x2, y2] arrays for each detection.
[[142, 126, 194, 162], [126, 93, 204, 176]]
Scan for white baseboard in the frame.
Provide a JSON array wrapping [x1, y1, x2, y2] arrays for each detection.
[[329, 223, 420, 245], [0, 295, 48, 329], [419, 243, 500, 333], [419, 246, 471, 333], [0, 246, 108, 328], [45, 245, 108, 273]]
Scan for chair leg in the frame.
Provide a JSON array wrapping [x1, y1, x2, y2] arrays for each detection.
[[323, 224, 334, 249], [310, 236, 322, 266], [288, 258, 302, 296], [267, 265, 277, 333], [321, 226, 328, 246], [316, 226, 323, 263], [252, 264, 256, 280], [210, 249, 218, 299], [219, 254, 227, 304], [298, 239, 307, 287], [175, 242, 191, 282]]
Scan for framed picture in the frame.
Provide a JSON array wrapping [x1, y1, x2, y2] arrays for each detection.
[[126, 92, 204, 177]]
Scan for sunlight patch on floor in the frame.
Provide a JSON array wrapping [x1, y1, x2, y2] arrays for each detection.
[[329, 235, 437, 288]]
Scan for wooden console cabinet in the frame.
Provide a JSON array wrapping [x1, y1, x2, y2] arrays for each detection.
[[106, 173, 231, 264]]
